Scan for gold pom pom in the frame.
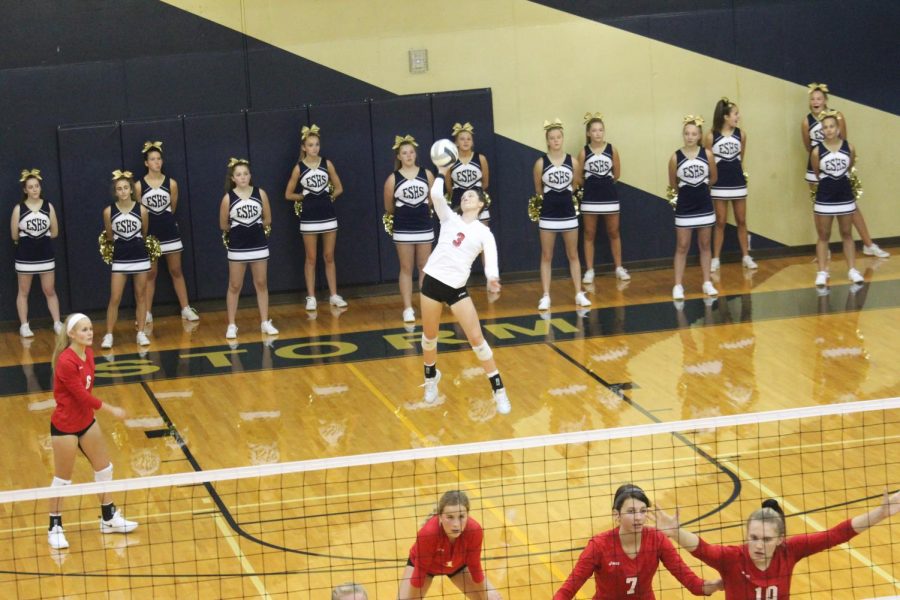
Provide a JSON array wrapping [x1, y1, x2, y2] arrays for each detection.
[[809, 184, 818, 203], [482, 192, 492, 209], [527, 194, 543, 223], [98, 231, 114, 265], [328, 183, 335, 196], [665, 186, 678, 210], [382, 213, 394, 236], [573, 188, 583, 216], [222, 231, 230, 249], [743, 171, 749, 184], [264, 225, 272, 238], [144, 235, 162, 263], [849, 167, 864, 201], [293, 200, 302, 217]]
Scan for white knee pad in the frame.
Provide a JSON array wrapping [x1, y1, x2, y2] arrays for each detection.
[[421, 334, 438, 351], [94, 463, 113, 482], [51, 476, 72, 488], [472, 341, 493, 361]]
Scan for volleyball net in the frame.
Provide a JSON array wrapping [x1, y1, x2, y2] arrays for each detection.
[[0, 398, 898, 599]]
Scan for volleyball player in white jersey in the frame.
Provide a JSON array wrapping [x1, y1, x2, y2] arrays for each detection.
[[577, 113, 629, 285], [11, 169, 62, 337], [705, 98, 756, 271], [802, 83, 888, 258], [534, 120, 590, 311], [134, 141, 199, 324], [810, 111, 865, 287], [420, 164, 509, 413]]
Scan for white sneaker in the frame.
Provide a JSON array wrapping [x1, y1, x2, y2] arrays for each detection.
[[100, 510, 138, 534], [48, 525, 69, 549], [260, 320, 279, 335], [422, 369, 441, 404], [814, 271, 829, 287], [538, 295, 551, 311], [742, 255, 758, 269], [847, 268, 864, 283], [181, 306, 200, 321], [402, 307, 416, 322], [145, 312, 153, 324], [19, 323, 34, 338], [582, 269, 595, 284], [615, 266, 631, 281], [329, 294, 348, 308], [575, 291, 591, 307], [493, 388, 511, 415], [710, 258, 720, 272], [53, 321, 64, 335], [101, 333, 114, 349], [305, 296, 317, 311], [672, 285, 685, 300], [225, 324, 238, 339], [702, 281, 719, 296], [863, 243, 890, 258], [136, 331, 151, 346]]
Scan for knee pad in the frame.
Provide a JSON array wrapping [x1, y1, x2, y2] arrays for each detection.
[[94, 463, 113, 482], [51, 476, 72, 488], [421, 334, 438, 351], [472, 341, 493, 361]]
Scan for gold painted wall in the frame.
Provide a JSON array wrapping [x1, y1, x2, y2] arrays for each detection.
[[164, 0, 899, 246]]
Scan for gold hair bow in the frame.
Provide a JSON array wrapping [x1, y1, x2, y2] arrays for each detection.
[[227, 157, 250, 168], [807, 82, 829, 94], [818, 109, 840, 121], [111, 169, 133, 180], [720, 97, 733, 106], [19, 168, 42, 182], [392, 135, 418, 150], [451, 122, 474, 136], [543, 118, 564, 131], [583, 112, 604, 124], [301, 125, 320, 140], [141, 140, 163, 154], [683, 115, 705, 126]]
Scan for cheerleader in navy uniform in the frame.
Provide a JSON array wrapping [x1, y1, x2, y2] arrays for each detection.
[[810, 111, 865, 287], [220, 158, 279, 339], [101, 171, 151, 349], [383, 135, 434, 323], [802, 83, 888, 258], [10, 169, 62, 337], [577, 113, 629, 285], [706, 98, 756, 272], [134, 142, 198, 324], [446, 122, 490, 222], [669, 116, 718, 300], [284, 125, 347, 312], [533, 120, 590, 311]]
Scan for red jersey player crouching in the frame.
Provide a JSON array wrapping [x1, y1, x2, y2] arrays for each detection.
[[47, 313, 137, 550], [554, 484, 722, 599], [398, 490, 502, 599], [656, 490, 900, 599]]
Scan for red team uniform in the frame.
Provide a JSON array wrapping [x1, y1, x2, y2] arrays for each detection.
[[690, 519, 856, 599], [408, 515, 485, 588], [554, 527, 706, 599], [51, 347, 102, 433]]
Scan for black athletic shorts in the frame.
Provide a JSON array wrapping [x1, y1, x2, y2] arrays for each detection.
[[422, 274, 469, 306], [406, 556, 467, 579], [50, 419, 96, 438]]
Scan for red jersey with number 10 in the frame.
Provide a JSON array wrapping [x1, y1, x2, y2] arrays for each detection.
[[51, 347, 102, 432]]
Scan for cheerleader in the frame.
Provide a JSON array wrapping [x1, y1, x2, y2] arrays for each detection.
[[446, 122, 490, 222], [383, 135, 434, 323], [398, 490, 502, 600], [284, 125, 347, 311], [10, 169, 62, 336], [101, 170, 150, 349], [220, 158, 279, 338], [419, 170, 510, 415], [802, 83, 888, 259], [134, 141, 199, 323], [810, 112, 865, 287], [533, 120, 590, 311], [706, 98, 756, 271], [577, 113, 630, 284], [47, 313, 138, 550], [669, 116, 719, 300], [554, 484, 721, 599], [657, 491, 900, 599]]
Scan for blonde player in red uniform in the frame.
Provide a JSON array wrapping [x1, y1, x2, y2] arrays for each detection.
[[657, 491, 900, 599], [554, 484, 721, 599], [47, 313, 137, 550]]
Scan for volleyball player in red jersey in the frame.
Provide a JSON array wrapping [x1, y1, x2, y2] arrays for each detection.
[[657, 491, 900, 599], [47, 313, 137, 550], [555, 484, 721, 599], [398, 490, 502, 599]]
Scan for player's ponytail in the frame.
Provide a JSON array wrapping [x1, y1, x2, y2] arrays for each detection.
[[51, 323, 69, 373], [748, 499, 786, 537]]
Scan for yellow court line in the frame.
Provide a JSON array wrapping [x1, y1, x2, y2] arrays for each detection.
[[213, 513, 273, 599]]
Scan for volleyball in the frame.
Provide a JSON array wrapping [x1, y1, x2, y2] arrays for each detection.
[[430, 139, 458, 167]]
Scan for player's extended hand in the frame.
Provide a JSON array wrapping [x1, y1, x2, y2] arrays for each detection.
[[882, 489, 900, 517], [702, 579, 724, 595], [487, 278, 502, 294], [486, 590, 503, 600], [436, 163, 451, 177], [104, 405, 127, 420], [652, 504, 681, 536]]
